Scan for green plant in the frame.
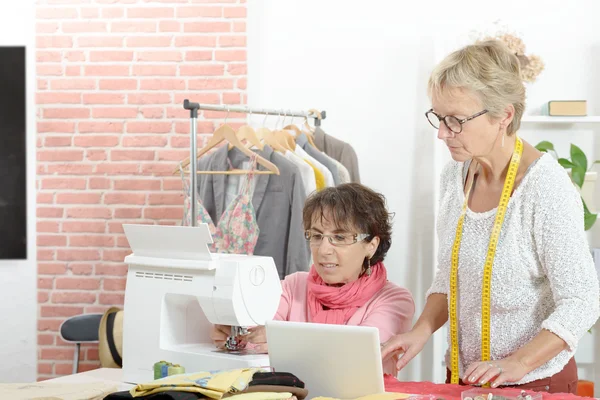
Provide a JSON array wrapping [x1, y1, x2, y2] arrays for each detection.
[[535, 141, 599, 230]]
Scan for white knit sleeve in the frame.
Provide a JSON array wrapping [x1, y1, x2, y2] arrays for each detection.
[[534, 168, 600, 351]]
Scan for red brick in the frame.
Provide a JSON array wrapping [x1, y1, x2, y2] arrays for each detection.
[[185, 50, 213, 61], [37, 221, 60, 233], [92, 107, 138, 118], [224, 6, 246, 18], [159, 20, 180, 32], [38, 150, 84, 162], [216, 50, 246, 61], [66, 66, 82, 76], [127, 7, 174, 18], [78, 363, 101, 372], [41, 349, 74, 361], [37, 51, 62, 63], [50, 79, 96, 90], [69, 235, 114, 247], [157, 150, 188, 161], [174, 36, 217, 47], [104, 192, 147, 205], [180, 65, 224, 76], [38, 277, 54, 289], [38, 121, 76, 133], [184, 22, 230, 33], [127, 121, 172, 134], [177, 6, 222, 17], [99, 293, 125, 305], [174, 121, 215, 134], [41, 306, 85, 318], [55, 363, 75, 375], [38, 193, 55, 204], [87, 348, 100, 361], [37, 207, 64, 218], [38, 263, 68, 275], [38, 335, 55, 347], [136, 51, 182, 62], [46, 164, 95, 175], [37, 22, 59, 33], [219, 35, 246, 47], [89, 177, 111, 189], [163, 178, 183, 190], [102, 8, 124, 18], [223, 93, 241, 104], [188, 78, 234, 90], [166, 107, 190, 119], [140, 107, 164, 119], [227, 63, 247, 75], [38, 319, 63, 332], [62, 221, 106, 233], [86, 150, 108, 161], [174, 93, 219, 105], [77, 36, 124, 47], [37, 36, 73, 49], [57, 249, 102, 261], [95, 163, 139, 175], [233, 21, 246, 32], [114, 179, 161, 191], [37, 235, 67, 247], [41, 178, 87, 190], [85, 65, 130, 77], [140, 79, 185, 90], [114, 208, 142, 218], [144, 207, 183, 219], [111, 21, 157, 33], [66, 208, 113, 219], [37, 7, 78, 19], [169, 136, 190, 148], [56, 278, 101, 290], [103, 278, 127, 291], [69, 264, 93, 275], [38, 79, 48, 90], [38, 363, 53, 375], [64, 51, 86, 62], [43, 108, 90, 119], [103, 249, 132, 262], [62, 22, 107, 33], [74, 136, 120, 148], [132, 65, 177, 77], [116, 235, 131, 247], [237, 77, 247, 89], [81, 7, 100, 18], [110, 150, 155, 161], [79, 122, 124, 134], [141, 163, 175, 176], [44, 136, 72, 147], [108, 221, 151, 234], [39, 290, 50, 303], [56, 193, 102, 204], [128, 93, 171, 105], [83, 94, 126, 105], [96, 263, 128, 276], [90, 51, 134, 62]]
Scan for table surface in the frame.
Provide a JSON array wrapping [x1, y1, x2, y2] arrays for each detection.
[[44, 367, 133, 392]]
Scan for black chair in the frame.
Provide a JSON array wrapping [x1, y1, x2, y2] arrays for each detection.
[[59, 314, 103, 374]]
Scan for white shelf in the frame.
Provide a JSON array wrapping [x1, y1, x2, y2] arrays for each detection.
[[521, 116, 600, 123]]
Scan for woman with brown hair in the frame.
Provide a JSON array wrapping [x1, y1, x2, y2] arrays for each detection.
[[212, 183, 415, 375]]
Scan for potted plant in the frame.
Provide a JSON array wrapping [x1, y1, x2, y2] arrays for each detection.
[[535, 141, 598, 230]]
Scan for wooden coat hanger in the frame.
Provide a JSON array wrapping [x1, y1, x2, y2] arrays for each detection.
[[231, 111, 263, 151], [256, 112, 288, 153], [175, 108, 279, 176]]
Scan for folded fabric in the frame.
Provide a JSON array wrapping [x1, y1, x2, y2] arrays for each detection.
[[105, 390, 204, 400], [222, 393, 293, 399], [130, 368, 260, 399], [249, 372, 305, 388], [230, 384, 308, 399]]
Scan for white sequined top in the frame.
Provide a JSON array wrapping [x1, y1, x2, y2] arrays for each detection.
[[428, 153, 600, 385]]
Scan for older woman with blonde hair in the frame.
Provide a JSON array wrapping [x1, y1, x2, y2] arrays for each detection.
[[382, 40, 599, 394]]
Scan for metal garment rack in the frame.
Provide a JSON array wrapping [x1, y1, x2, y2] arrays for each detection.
[[182, 99, 326, 227]]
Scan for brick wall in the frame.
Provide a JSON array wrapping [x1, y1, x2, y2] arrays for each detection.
[[36, 0, 247, 380]]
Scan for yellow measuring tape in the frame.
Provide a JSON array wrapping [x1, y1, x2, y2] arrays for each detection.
[[449, 137, 523, 385]]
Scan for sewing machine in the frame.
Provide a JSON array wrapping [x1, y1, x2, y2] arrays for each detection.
[[121, 224, 282, 384]]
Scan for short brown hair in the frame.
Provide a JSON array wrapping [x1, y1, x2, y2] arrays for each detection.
[[302, 183, 393, 266]]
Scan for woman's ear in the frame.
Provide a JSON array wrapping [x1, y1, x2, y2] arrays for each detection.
[[367, 236, 380, 258], [500, 104, 515, 131]]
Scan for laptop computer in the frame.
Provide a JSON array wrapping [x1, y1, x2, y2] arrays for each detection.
[[265, 320, 385, 399]]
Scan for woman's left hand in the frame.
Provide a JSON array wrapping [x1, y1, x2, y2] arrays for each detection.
[[463, 356, 530, 388], [245, 326, 268, 354]]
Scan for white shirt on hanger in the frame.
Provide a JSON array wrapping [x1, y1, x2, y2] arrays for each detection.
[[285, 151, 317, 197], [294, 145, 335, 187]]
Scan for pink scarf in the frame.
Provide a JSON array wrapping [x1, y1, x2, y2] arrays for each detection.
[[306, 262, 387, 325]]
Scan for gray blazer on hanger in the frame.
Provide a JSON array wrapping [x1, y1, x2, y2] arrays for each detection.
[[196, 145, 310, 278], [296, 133, 340, 186], [313, 126, 361, 183]]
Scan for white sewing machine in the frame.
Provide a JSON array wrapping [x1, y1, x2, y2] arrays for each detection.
[[121, 224, 282, 384]]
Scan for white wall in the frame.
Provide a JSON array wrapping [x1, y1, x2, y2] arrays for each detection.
[[0, 0, 37, 383], [248, 0, 600, 385]]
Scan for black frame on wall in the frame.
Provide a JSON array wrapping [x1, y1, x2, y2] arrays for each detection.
[[0, 46, 27, 259]]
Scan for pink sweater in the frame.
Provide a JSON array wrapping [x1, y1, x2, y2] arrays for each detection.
[[274, 272, 415, 375]]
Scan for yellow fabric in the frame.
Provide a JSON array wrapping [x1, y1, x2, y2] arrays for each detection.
[[130, 368, 260, 399], [225, 393, 293, 399], [304, 160, 325, 190], [313, 393, 410, 400]]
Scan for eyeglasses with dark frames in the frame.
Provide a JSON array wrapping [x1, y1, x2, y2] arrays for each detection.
[[425, 108, 488, 134]]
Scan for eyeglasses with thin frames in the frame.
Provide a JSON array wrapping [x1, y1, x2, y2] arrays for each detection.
[[425, 108, 488, 135], [304, 231, 370, 247]]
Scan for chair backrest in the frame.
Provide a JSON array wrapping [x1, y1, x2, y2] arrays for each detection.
[[60, 314, 103, 343]]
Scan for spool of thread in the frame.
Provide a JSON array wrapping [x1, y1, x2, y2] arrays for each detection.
[[161, 363, 171, 378], [168, 364, 185, 376], [153, 361, 168, 380]]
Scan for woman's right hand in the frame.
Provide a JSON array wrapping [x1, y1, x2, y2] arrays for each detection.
[[381, 329, 430, 372], [210, 324, 231, 349]]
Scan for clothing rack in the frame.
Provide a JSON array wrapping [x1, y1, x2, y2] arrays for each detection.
[[182, 99, 326, 227]]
